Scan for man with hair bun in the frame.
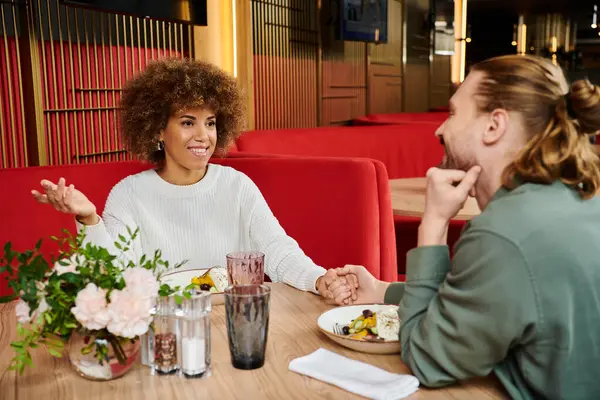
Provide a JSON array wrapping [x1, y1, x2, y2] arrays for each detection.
[[338, 55, 600, 399]]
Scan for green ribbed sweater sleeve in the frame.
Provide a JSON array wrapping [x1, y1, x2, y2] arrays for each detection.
[[397, 230, 537, 388]]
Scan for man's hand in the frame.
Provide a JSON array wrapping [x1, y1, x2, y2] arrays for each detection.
[[424, 166, 482, 222], [420, 166, 481, 246], [317, 269, 357, 305], [335, 265, 390, 304]]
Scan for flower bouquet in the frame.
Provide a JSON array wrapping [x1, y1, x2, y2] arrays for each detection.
[[0, 227, 184, 380]]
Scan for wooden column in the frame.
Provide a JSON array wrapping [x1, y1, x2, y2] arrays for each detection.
[[451, 0, 467, 85], [192, 0, 254, 130]]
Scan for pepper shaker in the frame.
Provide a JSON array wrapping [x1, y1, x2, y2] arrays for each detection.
[[152, 295, 180, 374]]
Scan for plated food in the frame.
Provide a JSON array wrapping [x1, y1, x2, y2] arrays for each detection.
[[317, 304, 401, 355], [160, 267, 228, 305], [190, 266, 228, 293], [342, 307, 400, 341]]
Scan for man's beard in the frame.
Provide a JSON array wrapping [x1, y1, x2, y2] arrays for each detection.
[[438, 136, 458, 170]]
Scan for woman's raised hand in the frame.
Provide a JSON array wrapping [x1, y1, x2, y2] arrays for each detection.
[[31, 178, 98, 224]]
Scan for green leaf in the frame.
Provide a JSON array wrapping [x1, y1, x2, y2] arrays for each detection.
[[47, 348, 63, 358], [3, 241, 12, 255], [10, 342, 24, 349], [174, 294, 183, 305], [35, 239, 43, 251]]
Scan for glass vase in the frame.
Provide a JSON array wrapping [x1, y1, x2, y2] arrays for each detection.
[[68, 330, 140, 381]]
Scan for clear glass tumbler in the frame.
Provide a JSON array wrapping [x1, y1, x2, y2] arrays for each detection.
[[224, 284, 271, 370]]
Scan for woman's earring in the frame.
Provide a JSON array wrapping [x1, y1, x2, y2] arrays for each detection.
[[157, 140, 164, 151]]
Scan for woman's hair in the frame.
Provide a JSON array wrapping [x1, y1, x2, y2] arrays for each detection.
[[470, 55, 600, 199], [119, 58, 245, 163]]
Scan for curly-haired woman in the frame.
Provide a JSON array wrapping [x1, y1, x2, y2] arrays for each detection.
[[31, 58, 354, 304]]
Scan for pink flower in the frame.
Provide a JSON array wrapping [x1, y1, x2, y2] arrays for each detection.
[[15, 297, 49, 324], [53, 254, 81, 275], [122, 267, 159, 298], [71, 283, 110, 330], [106, 289, 153, 338]]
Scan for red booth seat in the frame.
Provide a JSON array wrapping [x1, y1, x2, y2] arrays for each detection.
[[234, 124, 444, 180], [0, 157, 397, 296]]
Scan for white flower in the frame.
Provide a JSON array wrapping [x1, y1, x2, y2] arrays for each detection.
[[15, 300, 31, 324], [122, 267, 159, 299], [36, 280, 47, 292], [71, 283, 110, 330], [37, 297, 49, 316], [15, 297, 49, 324], [106, 288, 153, 338]]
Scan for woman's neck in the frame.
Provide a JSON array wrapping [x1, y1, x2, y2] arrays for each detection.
[[157, 164, 208, 186]]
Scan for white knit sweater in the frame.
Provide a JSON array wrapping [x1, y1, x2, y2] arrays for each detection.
[[76, 164, 326, 293]]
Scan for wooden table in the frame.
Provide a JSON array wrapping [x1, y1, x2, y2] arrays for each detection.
[[0, 284, 506, 399], [390, 178, 481, 220]]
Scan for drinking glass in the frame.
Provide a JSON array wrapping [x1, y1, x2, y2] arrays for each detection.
[[226, 251, 265, 285], [224, 284, 270, 370]]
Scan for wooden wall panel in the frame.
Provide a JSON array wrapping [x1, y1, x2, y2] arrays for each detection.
[[252, 0, 318, 130], [368, 0, 403, 115], [251, 0, 410, 128], [0, 0, 191, 167], [35, 2, 190, 166], [321, 41, 366, 126], [369, 64, 403, 114], [430, 54, 452, 109], [404, 0, 431, 112], [403, 63, 430, 112], [320, 0, 367, 126], [0, 3, 27, 168]]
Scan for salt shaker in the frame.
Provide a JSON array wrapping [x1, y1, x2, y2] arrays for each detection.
[[153, 295, 180, 374], [177, 291, 212, 378]]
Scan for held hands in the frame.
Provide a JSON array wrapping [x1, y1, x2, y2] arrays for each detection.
[[317, 268, 358, 305], [319, 265, 388, 306], [31, 178, 98, 224], [335, 265, 387, 305]]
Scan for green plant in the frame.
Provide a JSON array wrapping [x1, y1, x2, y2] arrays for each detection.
[[0, 227, 186, 374]]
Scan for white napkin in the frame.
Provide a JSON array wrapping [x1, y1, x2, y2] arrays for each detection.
[[289, 348, 419, 400]]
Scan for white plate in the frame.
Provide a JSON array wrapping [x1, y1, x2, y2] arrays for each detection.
[[317, 304, 401, 355], [160, 268, 225, 305]]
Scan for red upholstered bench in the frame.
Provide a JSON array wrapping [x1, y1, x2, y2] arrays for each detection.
[[0, 157, 397, 296], [233, 124, 442, 180]]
